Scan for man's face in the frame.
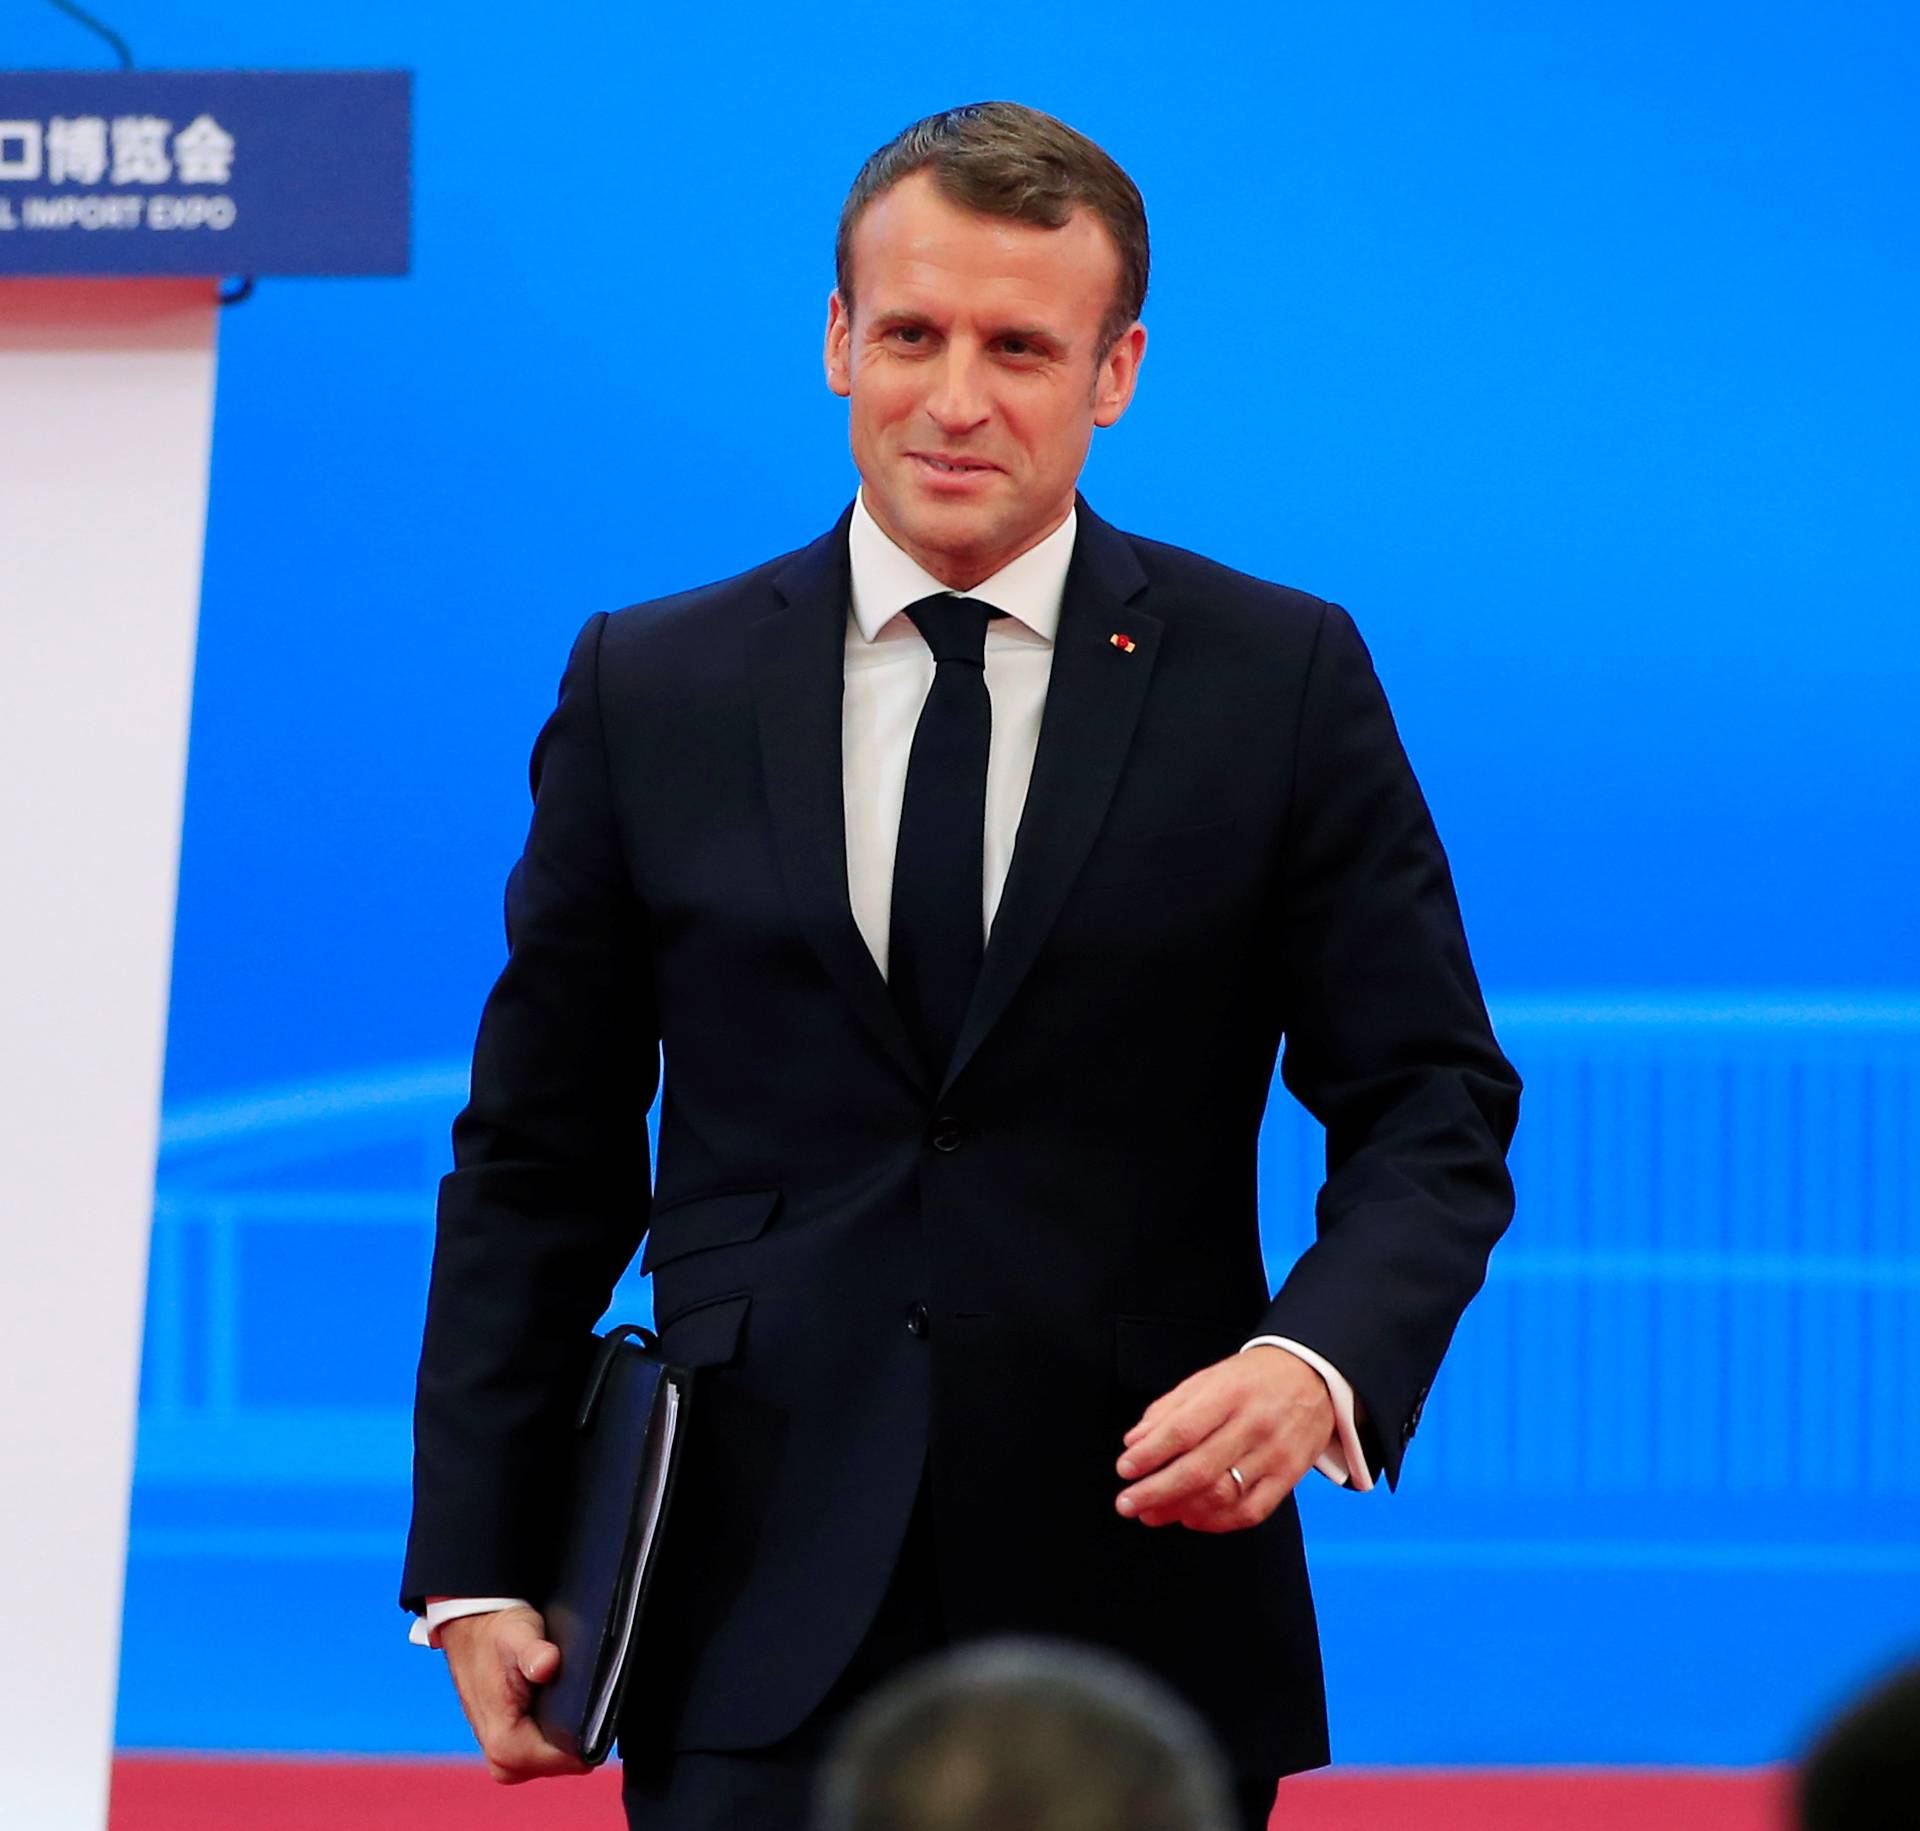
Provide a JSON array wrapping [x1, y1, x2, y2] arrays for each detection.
[[824, 170, 1146, 590]]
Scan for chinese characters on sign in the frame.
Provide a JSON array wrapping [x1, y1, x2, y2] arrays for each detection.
[[0, 71, 408, 275], [0, 114, 237, 234], [0, 113, 235, 184]]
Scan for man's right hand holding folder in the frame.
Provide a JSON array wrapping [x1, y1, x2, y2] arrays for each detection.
[[433, 1601, 592, 1785]]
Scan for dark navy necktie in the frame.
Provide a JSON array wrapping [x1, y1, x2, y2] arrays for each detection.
[[888, 593, 1008, 1082]]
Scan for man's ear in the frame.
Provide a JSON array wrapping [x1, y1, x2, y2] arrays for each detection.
[[1092, 321, 1147, 428], [824, 289, 852, 399]]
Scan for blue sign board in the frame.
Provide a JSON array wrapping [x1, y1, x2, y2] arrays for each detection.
[[0, 70, 408, 275]]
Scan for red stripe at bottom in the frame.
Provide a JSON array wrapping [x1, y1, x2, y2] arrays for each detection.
[[109, 1755, 1793, 1831]]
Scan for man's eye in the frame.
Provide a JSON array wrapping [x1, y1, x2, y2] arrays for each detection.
[[890, 326, 926, 344]]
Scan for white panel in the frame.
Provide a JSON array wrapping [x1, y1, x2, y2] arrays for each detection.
[[0, 278, 217, 1830]]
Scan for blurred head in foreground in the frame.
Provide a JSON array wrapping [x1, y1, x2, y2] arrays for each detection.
[[810, 1635, 1236, 1831], [1798, 1657, 1920, 1829]]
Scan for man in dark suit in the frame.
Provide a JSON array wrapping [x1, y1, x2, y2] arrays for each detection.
[[399, 101, 1521, 1831]]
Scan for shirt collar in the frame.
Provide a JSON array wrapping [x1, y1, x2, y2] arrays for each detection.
[[848, 485, 1075, 646]]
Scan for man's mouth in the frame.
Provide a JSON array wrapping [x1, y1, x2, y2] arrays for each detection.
[[910, 453, 996, 475]]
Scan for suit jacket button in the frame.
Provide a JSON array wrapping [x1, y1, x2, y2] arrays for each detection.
[[929, 1116, 964, 1152], [906, 1301, 930, 1338]]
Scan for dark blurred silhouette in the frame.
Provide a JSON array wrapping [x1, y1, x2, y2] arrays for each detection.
[[1798, 1656, 1920, 1829], [810, 1635, 1239, 1831]]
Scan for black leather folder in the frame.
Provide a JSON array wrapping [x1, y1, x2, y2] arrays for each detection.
[[532, 1323, 691, 1765]]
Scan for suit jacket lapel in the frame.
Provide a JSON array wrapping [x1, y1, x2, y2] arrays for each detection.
[[753, 503, 932, 1099], [938, 495, 1156, 1100]]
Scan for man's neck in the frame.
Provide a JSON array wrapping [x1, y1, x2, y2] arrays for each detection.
[[858, 486, 1073, 592]]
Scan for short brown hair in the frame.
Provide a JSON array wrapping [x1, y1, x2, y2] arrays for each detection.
[[835, 102, 1149, 362]]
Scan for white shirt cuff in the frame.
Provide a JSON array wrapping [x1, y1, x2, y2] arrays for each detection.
[[409, 1595, 533, 1648], [1239, 1336, 1377, 1492]]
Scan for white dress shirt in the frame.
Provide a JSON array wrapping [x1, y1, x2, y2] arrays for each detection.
[[413, 491, 1372, 1648]]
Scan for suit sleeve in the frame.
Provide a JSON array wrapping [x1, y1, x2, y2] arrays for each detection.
[[398, 612, 660, 1618], [1254, 602, 1522, 1491]]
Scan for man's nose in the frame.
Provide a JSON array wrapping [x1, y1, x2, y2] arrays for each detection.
[[925, 347, 991, 434]]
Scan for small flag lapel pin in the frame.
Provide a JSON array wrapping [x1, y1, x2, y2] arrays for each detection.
[[1109, 632, 1137, 654]]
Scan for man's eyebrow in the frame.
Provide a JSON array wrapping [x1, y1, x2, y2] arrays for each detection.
[[865, 308, 1068, 348], [994, 323, 1068, 348]]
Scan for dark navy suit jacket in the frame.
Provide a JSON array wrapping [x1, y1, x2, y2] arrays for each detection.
[[399, 494, 1522, 1782]]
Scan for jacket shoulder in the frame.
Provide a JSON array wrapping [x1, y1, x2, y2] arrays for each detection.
[[578, 527, 832, 701], [598, 543, 799, 645], [1109, 522, 1344, 654], [1129, 528, 1331, 611]]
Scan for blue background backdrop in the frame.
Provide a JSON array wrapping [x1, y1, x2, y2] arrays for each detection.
[[11, 0, 1916, 1768]]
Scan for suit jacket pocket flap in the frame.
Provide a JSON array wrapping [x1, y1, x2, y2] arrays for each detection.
[[641, 1187, 781, 1274], [658, 1292, 750, 1368]]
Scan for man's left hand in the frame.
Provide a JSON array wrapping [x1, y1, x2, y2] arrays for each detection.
[[1115, 1344, 1334, 1531]]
